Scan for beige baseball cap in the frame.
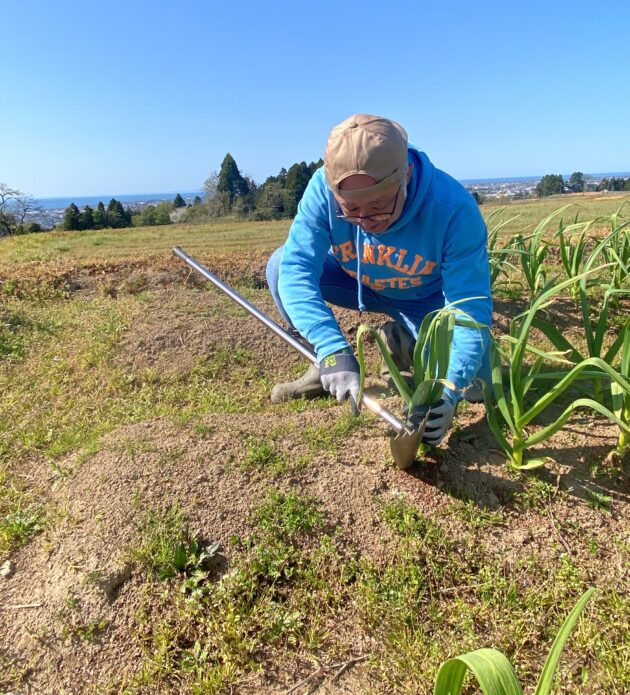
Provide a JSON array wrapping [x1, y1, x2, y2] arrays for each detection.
[[324, 114, 408, 198]]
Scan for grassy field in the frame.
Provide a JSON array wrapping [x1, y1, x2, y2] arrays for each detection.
[[0, 195, 629, 694], [0, 192, 628, 271], [0, 218, 291, 268]]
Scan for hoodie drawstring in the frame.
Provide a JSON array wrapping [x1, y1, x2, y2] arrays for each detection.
[[355, 225, 366, 313]]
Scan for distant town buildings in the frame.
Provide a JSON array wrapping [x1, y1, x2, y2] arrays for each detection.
[[462, 175, 610, 201]]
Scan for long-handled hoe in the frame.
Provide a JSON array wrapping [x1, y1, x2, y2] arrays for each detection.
[[173, 246, 425, 469]]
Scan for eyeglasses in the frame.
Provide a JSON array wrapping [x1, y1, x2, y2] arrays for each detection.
[[335, 186, 401, 224]]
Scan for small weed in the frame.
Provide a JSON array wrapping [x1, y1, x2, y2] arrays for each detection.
[[303, 411, 369, 452], [50, 460, 73, 479], [252, 489, 325, 541], [132, 502, 218, 580], [111, 435, 159, 459], [517, 475, 557, 510], [448, 498, 504, 529], [381, 494, 438, 538], [253, 490, 324, 540], [60, 615, 109, 642], [241, 437, 288, 475], [75, 618, 109, 642], [0, 503, 43, 552], [586, 488, 612, 513], [193, 422, 215, 437], [65, 591, 79, 610], [590, 462, 623, 484]]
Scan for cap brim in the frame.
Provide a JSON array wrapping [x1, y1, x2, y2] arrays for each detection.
[[332, 170, 402, 200]]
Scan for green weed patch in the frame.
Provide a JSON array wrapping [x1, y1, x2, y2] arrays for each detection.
[[110, 492, 629, 693]]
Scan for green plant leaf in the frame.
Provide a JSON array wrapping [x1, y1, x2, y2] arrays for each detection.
[[523, 397, 630, 448], [529, 317, 584, 364], [533, 589, 596, 695], [511, 457, 549, 470], [433, 648, 523, 695], [518, 358, 630, 428], [356, 324, 413, 406], [489, 340, 516, 435]]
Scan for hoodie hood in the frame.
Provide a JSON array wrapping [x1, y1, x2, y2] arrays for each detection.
[[375, 146, 434, 237]]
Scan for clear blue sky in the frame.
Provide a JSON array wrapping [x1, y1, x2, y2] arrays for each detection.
[[2, 0, 629, 197]]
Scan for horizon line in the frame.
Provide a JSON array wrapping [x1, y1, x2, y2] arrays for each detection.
[[31, 170, 630, 199]]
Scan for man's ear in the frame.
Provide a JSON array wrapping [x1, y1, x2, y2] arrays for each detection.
[[406, 163, 414, 183]]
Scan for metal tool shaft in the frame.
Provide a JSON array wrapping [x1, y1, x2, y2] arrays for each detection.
[[172, 246, 412, 437]]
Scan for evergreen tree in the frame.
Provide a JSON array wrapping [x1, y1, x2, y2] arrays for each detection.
[[80, 205, 94, 230], [173, 193, 186, 208], [283, 161, 312, 217], [93, 201, 107, 229], [63, 203, 81, 230], [254, 181, 285, 220], [217, 153, 247, 209], [308, 158, 324, 176], [106, 199, 128, 228], [193, 195, 202, 206]]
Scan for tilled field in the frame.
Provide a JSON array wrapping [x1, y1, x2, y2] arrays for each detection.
[[0, 254, 628, 694]]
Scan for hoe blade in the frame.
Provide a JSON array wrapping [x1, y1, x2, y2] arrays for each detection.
[[389, 419, 426, 469]]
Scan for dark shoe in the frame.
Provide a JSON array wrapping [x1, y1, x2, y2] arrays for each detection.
[[271, 363, 326, 403], [462, 378, 485, 403], [377, 321, 416, 384]]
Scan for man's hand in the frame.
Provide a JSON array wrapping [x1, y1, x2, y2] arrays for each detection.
[[319, 348, 361, 415], [408, 394, 455, 446]]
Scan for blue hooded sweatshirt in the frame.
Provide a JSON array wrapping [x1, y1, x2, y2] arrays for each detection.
[[278, 146, 493, 401]]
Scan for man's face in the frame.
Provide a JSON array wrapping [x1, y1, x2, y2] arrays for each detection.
[[335, 168, 411, 234]]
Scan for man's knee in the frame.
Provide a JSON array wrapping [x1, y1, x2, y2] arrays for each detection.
[[266, 246, 284, 293]]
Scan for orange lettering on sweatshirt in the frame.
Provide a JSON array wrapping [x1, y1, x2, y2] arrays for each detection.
[[407, 254, 424, 275], [362, 244, 375, 264], [418, 260, 437, 275], [392, 248, 411, 273], [339, 241, 356, 262], [377, 245, 396, 266]]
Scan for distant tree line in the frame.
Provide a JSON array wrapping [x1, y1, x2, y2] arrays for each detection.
[[175, 153, 324, 224], [57, 153, 323, 230], [61, 194, 196, 230], [535, 172, 586, 197], [535, 172, 630, 197], [596, 176, 630, 192]]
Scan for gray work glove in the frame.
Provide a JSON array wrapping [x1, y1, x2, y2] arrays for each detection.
[[319, 348, 361, 416], [409, 394, 455, 446]]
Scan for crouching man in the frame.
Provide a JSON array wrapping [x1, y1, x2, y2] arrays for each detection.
[[266, 114, 492, 446]]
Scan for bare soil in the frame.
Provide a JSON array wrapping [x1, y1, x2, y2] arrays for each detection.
[[1, 256, 628, 694]]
